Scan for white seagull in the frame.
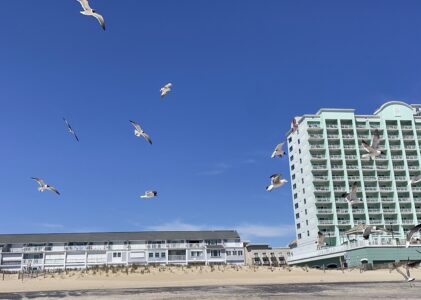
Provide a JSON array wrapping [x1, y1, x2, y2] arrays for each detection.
[[31, 178, 60, 195], [271, 142, 286, 158], [77, 0, 106, 31], [341, 182, 361, 205], [63, 118, 79, 142], [130, 120, 152, 145], [140, 191, 158, 199], [160, 83, 172, 98], [266, 174, 288, 192], [361, 129, 383, 160], [406, 223, 421, 248], [408, 175, 421, 186], [362, 225, 392, 240]]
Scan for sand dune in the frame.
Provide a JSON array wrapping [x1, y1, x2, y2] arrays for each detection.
[[0, 265, 419, 293]]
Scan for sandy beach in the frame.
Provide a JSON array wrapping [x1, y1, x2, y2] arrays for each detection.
[[0, 265, 420, 294]]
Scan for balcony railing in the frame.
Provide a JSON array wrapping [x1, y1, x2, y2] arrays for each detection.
[[343, 135, 355, 139], [332, 176, 345, 181], [317, 209, 333, 214], [318, 220, 335, 225], [381, 198, 395, 202], [399, 198, 412, 203], [22, 259, 43, 265], [402, 220, 416, 224], [402, 126, 413, 130], [352, 209, 365, 214], [22, 247, 45, 253], [403, 136, 415, 140], [395, 176, 407, 181], [316, 198, 331, 202], [369, 220, 383, 224], [341, 125, 353, 128], [313, 165, 328, 170], [326, 125, 338, 128], [327, 135, 339, 139], [337, 220, 351, 224], [313, 176, 329, 181], [383, 209, 397, 213], [378, 177, 391, 181], [337, 209, 349, 214], [168, 255, 186, 261]]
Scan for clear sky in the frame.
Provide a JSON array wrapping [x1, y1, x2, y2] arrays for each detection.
[[1, 0, 421, 246]]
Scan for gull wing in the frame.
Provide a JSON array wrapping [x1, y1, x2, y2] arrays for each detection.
[[142, 132, 153, 145], [47, 185, 60, 195], [31, 177, 45, 187], [93, 12, 106, 31], [164, 83, 172, 89], [129, 120, 142, 132], [77, 0, 92, 11], [275, 143, 284, 152], [361, 140, 373, 153], [371, 129, 380, 149], [406, 224, 421, 247]]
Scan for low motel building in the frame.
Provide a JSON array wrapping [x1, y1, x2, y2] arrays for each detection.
[[0, 231, 244, 271]]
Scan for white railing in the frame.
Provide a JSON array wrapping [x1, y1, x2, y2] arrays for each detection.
[[402, 220, 416, 224], [22, 247, 45, 252], [403, 136, 414, 140], [406, 156, 418, 160], [166, 243, 187, 249], [348, 176, 360, 180], [337, 220, 350, 224], [168, 255, 186, 261], [341, 125, 352, 128], [347, 165, 359, 169], [327, 135, 339, 139], [402, 126, 413, 130], [332, 176, 345, 181], [316, 198, 331, 202], [366, 198, 379, 202], [383, 209, 397, 213], [313, 165, 328, 170], [310, 145, 325, 149], [399, 198, 411, 202], [395, 176, 407, 181], [337, 209, 349, 214], [344, 155, 357, 159], [352, 209, 365, 214], [328, 145, 341, 149], [22, 259, 43, 265], [317, 209, 333, 214], [314, 176, 329, 180], [326, 125, 338, 128], [343, 135, 355, 139], [318, 220, 334, 225], [310, 134, 323, 138], [368, 209, 382, 213]]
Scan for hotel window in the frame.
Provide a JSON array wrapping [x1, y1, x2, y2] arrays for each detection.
[[149, 253, 153, 258], [290, 155, 294, 161], [301, 168, 303, 174], [295, 203, 299, 209], [297, 223, 301, 229], [300, 158, 302, 164], [302, 178, 304, 184], [299, 149, 301, 154], [292, 174, 296, 180], [288, 137, 292, 143], [307, 231, 310, 236], [226, 251, 232, 256], [161, 252, 166, 258], [296, 213, 300, 219], [305, 209, 308, 215], [294, 193, 297, 199], [113, 252, 122, 258], [303, 188, 305, 194], [298, 234, 302, 239], [210, 250, 221, 257], [238, 250, 243, 256], [306, 220, 308, 225], [289, 146, 293, 152], [293, 184, 297, 190], [291, 164, 295, 171], [155, 252, 160, 258], [298, 139, 300, 144]]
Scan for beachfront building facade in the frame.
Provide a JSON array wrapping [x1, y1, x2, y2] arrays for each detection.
[[286, 101, 421, 267], [244, 244, 290, 266], [0, 231, 244, 271]]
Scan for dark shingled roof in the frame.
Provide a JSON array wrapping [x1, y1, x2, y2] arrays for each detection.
[[0, 231, 240, 244]]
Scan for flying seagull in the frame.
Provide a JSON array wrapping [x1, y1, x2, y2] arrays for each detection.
[[77, 0, 106, 31], [140, 191, 158, 199], [63, 118, 79, 142], [129, 120, 152, 145], [341, 182, 361, 204], [31, 178, 60, 195], [361, 129, 383, 160], [271, 142, 286, 158], [392, 262, 415, 283], [362, 225, 392, 240], [266, 174, 288, 192], [160, 83, 172, 98], [406, 223, 421, 248], [408, 175, 421, 186]]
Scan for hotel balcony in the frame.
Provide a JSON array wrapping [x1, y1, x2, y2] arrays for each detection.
[[309, 134, 324, 140], [312, 165, 328, 170], [328, 145, 341, 150], [400, 208, 413, 214], [405, 145, 417, 150], [387, 125, 398, 129], [311, 155, 327, 161], [337, 220, 351, 225], [308, 124, 322, 130], [344, 155, 358, 160], [368, 209, 382, 214], [348, 176, 360, 181], [318, 220, 335, 225], [22, 246, 46, 253], [395, 176, 407, 181], [332, 176, 345, 181], [403, 135, 415, 140], [310, 144, 325, 150], [391, 155, 403, 160], [347, 165, 359, 170], [313, 176, 329, 182], [402, 220, 416, 225], [369, 219, 383, 225], [336, 209, 349, 215], [314, 186, 330, 192], [411, 187, 421, 192], [326, 124, 338, 129], [390, 145, 401, 150], [381, 198, 395, 202], [366, 198, 379, 203], [317, 209, 333, 215], [343, 135, 355, 140], [316, 198, 331, 203], [396, 187, 408, 192], [343, 145, 356, 150], [378, 176, 391, 181], [352, 209, 365, 214], [388, 135, 400, 140], [341, 125, 353, 129], [327, 134, 339, 139], [401, 126, 413, 130], [415, 198, 421, 203], [22, 259, 43, 265], [406, 156, 418, 161], [398, 198, 412, 203], [383, 209, 398, 214]]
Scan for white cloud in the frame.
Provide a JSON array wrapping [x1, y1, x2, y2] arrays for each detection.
[[146, 220, 294, 240]]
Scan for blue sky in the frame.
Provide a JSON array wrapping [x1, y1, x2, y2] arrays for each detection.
[[1, 0, 421, 246]]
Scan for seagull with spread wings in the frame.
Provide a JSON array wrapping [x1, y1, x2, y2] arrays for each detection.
[[160, 83, 172, 98], [266, 174, 288, 192], [271, 142, 286, 158], [362, 225, 393, 240], [77, 0, 106, 30], [130, 120, 152, 145], [392, 262, 415, 283], [140, 191, 158, 199], [63, 118, 79, 142], [341, 182, 361, 204], [406, 223, 421, 248], [361, 129, 383, 160], [31, 178, 60, 195]]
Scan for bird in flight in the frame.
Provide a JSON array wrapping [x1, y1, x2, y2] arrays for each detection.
[[362, 225, 393, 240], [160, 83, 172, 98], [392, 261, 415, 284], [271, 142, 286, 158], [77, 0, 106, 31], [361, 129, 383, 160], [266, 174, 288, 192], [408, 175, 421, 187], [140, 191, 158, 199], [31, 178, 60, 195], [341, 182, 361, 205], [63, 118, 79, 142], [406, 223, 421, 248], [130, 120, 152, 144]]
